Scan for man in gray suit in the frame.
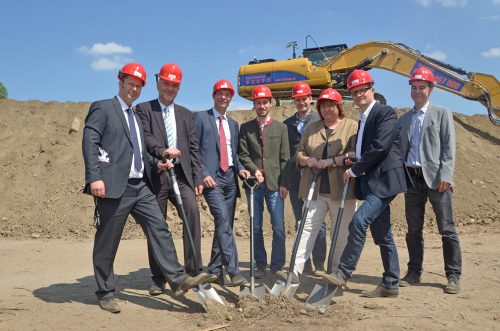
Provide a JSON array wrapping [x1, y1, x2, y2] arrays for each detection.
[[82, 63, 213, 313], [399, 67, 462, 294]]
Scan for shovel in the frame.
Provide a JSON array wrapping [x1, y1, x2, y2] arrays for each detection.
[[271, 171, 322, 299], [305, 179, 350, 313], [240, 176, 267, 300], [166, 168, 224, 311]]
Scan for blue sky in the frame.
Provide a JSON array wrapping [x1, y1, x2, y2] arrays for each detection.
[[1, 0, 499, 116]]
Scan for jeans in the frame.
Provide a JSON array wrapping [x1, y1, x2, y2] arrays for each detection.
[[405, 173, 462, 278], [246, 182, 286, 273], [289, 180, 327, 268], [337, 178, 400, 289]]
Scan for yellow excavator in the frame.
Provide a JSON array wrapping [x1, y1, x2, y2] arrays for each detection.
[[237, 39, 500, 125]]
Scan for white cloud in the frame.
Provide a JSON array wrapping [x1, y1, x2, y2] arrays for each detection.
[[479, 15, 500, 20], [416, 0, 468, 6], [481, 47, 500, 57], [425, 50, 448, 61], [90, 56, 131, 70], [78, 42, 132, 55], [436, 0, 468, 6], [416, 0, 431, 7]]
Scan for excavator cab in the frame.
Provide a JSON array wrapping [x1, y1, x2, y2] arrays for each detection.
[[302, 44, 348, 65]]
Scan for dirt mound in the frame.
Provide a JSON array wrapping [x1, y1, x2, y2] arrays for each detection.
[[0, 99, 498, 240]]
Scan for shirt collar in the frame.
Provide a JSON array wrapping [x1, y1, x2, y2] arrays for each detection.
[[212, 108, 226, 120], [360, 100, 377, 122], [159, 99, 173, 112], [116, 95, 131, 111], [414, 101, 430, 114]]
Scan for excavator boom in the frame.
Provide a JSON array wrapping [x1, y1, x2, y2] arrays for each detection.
[[237, 41, 500, 125]]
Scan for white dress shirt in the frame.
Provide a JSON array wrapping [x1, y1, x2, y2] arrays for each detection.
[[406, 101, 429, 167], [116, 95, 143, 178], [160, 100, 179, 163], [349, 100, 377, 177], [213, 108, 234, 167]]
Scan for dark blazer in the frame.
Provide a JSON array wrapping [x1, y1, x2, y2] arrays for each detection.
[[238, 119, 290, 191], [350, 102, 407, 200], [194, 109, 244, 195], [82, 97, 157, 198], [135, 99, 203, 194]]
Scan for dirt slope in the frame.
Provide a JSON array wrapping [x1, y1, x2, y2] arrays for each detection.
[[0, 99, 498, 240]]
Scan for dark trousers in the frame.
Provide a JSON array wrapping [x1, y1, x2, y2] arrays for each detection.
[[147, 167, 202, 284], [337, 177, 400, 289], [289, 179, 326, 268], [405, 173, 462, 278], [204, 169, 240, 278], [93, 180, 186, 300]]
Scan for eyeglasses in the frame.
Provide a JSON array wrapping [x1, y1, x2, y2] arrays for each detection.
[[350, 86, 372, 96]]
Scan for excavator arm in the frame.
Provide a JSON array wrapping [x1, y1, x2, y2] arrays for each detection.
[[237, 41, 500, 125]]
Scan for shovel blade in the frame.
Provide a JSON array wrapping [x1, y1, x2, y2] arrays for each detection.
[[270, 280, 286, 296], [192, 286, 209, 312], [281, 282, 300, 300], [240, 283, 267, 300], [199, 282, 224, 305], [305, 283, 338, 313]]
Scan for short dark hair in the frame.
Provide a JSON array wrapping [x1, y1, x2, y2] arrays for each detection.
[[316, 100, 345, 120]]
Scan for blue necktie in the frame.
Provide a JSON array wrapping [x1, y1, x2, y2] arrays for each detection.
[[126, 108, 142, 172]]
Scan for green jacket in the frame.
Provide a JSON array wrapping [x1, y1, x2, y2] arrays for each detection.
[[238, 119, 290, 191]]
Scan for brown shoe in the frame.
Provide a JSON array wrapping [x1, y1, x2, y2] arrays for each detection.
[[175, 273, 211, 296], [98, 298, 121, 313], [254, 265, 266, 279], [272, 270, 287, 282], [361, 285, 399, 298], [229, 274, 248, 287], [322, 272, 347, 287], [312, 264, 325, 278]]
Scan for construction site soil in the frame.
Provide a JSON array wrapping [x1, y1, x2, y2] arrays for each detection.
[[0, 99, 499, 330]]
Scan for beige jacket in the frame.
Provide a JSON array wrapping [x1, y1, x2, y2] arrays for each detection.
[[296, 118, 358, 201]]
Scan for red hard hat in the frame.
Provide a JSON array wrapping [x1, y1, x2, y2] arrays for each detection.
[[317, 88, 343, 104], [118, 63, 146, 86], [292, 82, 312, 98], [252, 85, 273, 100], [157, 63, 182, 84], [409, 67, 435, 84], [347, 69, 374, 90], [213, 79, 235, 96]]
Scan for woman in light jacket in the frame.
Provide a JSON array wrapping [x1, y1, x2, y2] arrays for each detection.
[[292, 88, 358, 281]]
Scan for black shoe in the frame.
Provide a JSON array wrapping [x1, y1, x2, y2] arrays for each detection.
[[229, 274, 248, 287], [98, 298, 121, 313], [322, 272, 347, 287], [399, 271, 421, 287], [149, 283, 165, 296], [444, 276, 460, 294], [255, 265, 266, 279], [361, 284, 399, 298]]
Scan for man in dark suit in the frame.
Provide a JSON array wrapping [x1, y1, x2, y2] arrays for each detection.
[[194, 79, 249, 286], [135, 63, 211, 295], [82, 63, 213, 313], [322, 70, 407, 298], [399, 67, 461, 294]]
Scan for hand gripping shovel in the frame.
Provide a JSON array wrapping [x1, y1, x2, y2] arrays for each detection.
[[167, 168, 224, 311], [271, 171, 322, 298], [240, 176, 266, 299], [305, 180, 350, 313]]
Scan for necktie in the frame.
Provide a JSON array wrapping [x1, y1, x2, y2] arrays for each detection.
[[163, 106, 174, 147], [219, 116, 229, 172], [126, 108, 142, 172]]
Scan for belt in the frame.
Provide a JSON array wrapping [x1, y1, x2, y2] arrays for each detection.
[[128, 178, 143, 185], [407, 167, 423, 177]]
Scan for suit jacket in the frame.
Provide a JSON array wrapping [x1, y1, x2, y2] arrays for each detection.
[[238, 119, 290, 191], [135, 99, 203, 194], [194, 109, 244, 196], [82, 97, 157, 198], [283, 110, 321, 185], [351, 102, 407, 200], [400, 103, 456, 190]]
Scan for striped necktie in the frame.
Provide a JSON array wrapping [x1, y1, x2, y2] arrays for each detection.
[[163, 106, 174, 147]]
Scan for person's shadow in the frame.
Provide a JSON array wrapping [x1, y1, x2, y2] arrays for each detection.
[[33, 268, 206, 313]]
